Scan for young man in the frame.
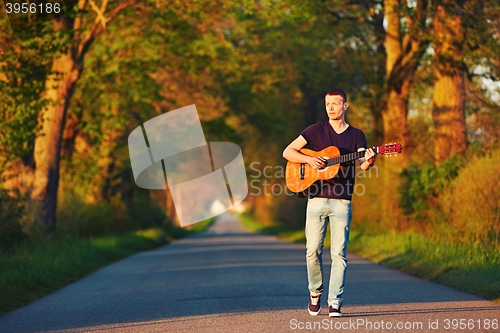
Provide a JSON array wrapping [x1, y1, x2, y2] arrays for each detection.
[[282, 88, 376, 317]]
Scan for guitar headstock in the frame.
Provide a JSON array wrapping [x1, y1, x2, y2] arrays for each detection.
[[377, 142, 402, 156]]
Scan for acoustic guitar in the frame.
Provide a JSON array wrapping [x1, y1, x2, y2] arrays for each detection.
[[285, 143, 402, 193]]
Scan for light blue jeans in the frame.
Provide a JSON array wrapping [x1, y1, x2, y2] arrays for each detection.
[[305, 197, 352, 307]]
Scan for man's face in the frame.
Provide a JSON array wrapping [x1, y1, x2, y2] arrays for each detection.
[[325, 94, 348, 121]]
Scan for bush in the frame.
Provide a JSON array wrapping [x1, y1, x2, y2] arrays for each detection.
[[57, 194, 113, 237], [127, 194, 169, 230], [399, 156, 462, 220], [57, 188, 171, 238], [0, 188, 26, 250], [441, 150, 500, 247]]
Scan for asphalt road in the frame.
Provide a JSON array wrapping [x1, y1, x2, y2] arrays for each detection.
[[1, 213, 499, 333]]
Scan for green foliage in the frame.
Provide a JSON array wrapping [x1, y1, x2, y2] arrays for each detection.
[[398, 148, 500, 247], [0, 188, 26, 250], [57, 188, 170, 237], [1, 0, 499, 254], [0, 19, 69, 171], [399, 156, 463, 218]]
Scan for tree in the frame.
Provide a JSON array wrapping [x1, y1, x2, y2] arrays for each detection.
[[431, 0, 468, 163], [324, 0, 387, 144], [431, 0, 500, 162], [383, 0, 430, 156], [60, 0, 239, 225], [322, 0, 431, 229], [56, 0, 306, 227], [323, 0, 430, 150], [29, 1, 139, 232], [0, 20, 57, 198]]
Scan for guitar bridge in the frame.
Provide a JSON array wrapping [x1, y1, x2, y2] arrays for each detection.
[[300, 163, 305, 180]]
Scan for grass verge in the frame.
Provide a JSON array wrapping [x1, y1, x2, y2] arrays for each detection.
[[348, 230, 500, 303], [238, 212, 307, 243], [238, 213, 500, 303], [0, 218, 214, 316]]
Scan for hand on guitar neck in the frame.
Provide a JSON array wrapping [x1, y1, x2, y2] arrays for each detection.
[[359, 147, 376, 170]]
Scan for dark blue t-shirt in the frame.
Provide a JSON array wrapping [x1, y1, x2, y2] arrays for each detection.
[[300, 122, 367, 200]]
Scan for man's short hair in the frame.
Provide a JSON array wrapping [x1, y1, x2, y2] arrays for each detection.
[[326, 88, 347, 102]]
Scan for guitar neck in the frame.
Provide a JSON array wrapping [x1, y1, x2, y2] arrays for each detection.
[[326, 148, 377, 167]]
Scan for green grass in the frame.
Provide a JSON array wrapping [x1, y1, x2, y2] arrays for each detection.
[[348, 230, 500, 303], [238, 213, 500, 303], [238, 212, 308, 244], [188, 217, 215, 233], [0, 218, 215, 316]]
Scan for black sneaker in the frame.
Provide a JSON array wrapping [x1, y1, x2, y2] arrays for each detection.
[[328, 304, 342, 317], [307, 295, 321, 316]]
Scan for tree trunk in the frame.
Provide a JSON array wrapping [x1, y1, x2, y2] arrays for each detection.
[[431, 1, 467, 163], [432, 70, 467, 162], [31, 19, 82, 232], [380, 84, 411, 231], [382, 82, 412, 158], [383, 0, 422, 157], [381, 0, 428, 230]]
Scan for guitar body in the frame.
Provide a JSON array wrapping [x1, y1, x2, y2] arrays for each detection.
[[286, 146, 341, 193]]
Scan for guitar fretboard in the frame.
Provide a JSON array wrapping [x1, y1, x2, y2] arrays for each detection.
[[326, 149, 375, 167]]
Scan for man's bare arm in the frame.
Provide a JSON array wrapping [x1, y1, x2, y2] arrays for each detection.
[[283, 135, 326, 169]]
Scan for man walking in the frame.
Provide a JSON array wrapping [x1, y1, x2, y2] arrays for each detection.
[[282, 88, 376, 317]]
